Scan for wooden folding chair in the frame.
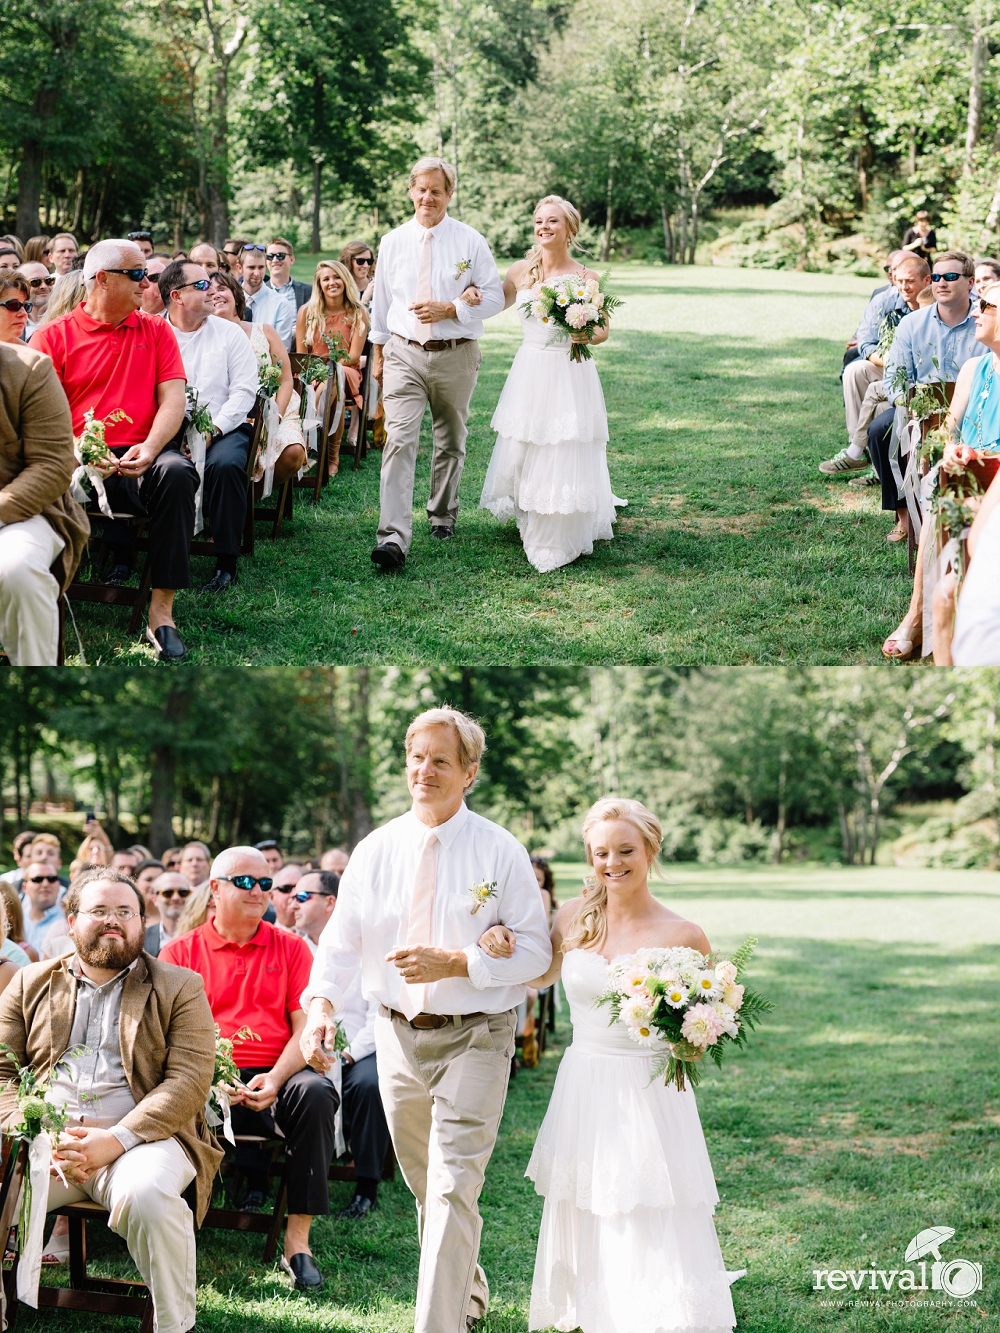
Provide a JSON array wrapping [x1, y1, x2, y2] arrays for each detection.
[[0, 1139, 154, 1332], [328, 1140, 397, 1185], [339, 341, 374, 471], [202, 1134, 288, 1262], [66, 509, 155, 636], [907, 382, 955, 575], [190, 398, 266, 563], [289, 355, 338, 504]]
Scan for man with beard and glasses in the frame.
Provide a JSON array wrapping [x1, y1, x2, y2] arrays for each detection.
[[0, 868, 221, 1333]]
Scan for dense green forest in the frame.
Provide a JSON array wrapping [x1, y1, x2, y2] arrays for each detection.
[[5, 0, 1000, 270], [2, 668, 999, 868]]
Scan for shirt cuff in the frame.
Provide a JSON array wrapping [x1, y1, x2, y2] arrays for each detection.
[[111, 1126, 143, 1153], [370, 332, 389, 345], [464, 944, 491, 990], [452, 298, 473, 326], [299, 982, 345, 1016]]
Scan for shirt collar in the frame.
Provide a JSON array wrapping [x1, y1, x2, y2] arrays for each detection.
[[203, 915, 269, 949], [929, 299, 975, 328], [70, 954, 139, 990], [406, 800, 469, 848], [410, 213, 451, 239], [71, 304, 140, 334]]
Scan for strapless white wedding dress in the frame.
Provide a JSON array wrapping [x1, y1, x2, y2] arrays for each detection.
[[480, 289, 625, 573], [526, 949, 739, 1333]]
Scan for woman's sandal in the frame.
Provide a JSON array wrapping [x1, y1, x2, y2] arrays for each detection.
[[886, 522, 909, 544], [882, 623, 922, 660]]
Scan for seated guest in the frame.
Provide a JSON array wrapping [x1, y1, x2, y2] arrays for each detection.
[[873, 252, 985, 544], [976, 258, 1000, 289], [76, 829, 113, 866], [188, 242, 224, 274], [296, 261, 370, 475], [0, 237, 25, 261], [0, 866, 221, 1333], [0, 882, 35, 964], [0, 249, 22, 273], [161, 258, 258, 594], [0, 337, 88, 664], [0, 830, 41, 889], [127, 230, 154, 259], [339, 242, 375, 309], [30, 237, 197, 664], [268, 863, 305, 930], [179, 840, 211, 886], [111, 847, 141, 874], [23, 235, 51, 267], [18, 262, 56, 335], [293, 870, 390, 1220], [0, 902, 21, 996], [144, 871, 192, 955], [255, 839, 284, 874], [161, 845, 183, 872], [174, 880, 212, 934], [531, 854, 556, 918], [141, 257, 169, 315], [25, 832, 67, 885], [0, 271, 33, 343], [241, 246, 293, 347], [265, 239, 310, 348], [51, 232, 79, 275], [133, 859, 165, 920], [161, 846, 337, 1291], [211, 271, 306, 487], [42, 269, 86, 324], [19, 859, 63, 951], [319, 847, 349, 875], [223, 239, 250, 277]]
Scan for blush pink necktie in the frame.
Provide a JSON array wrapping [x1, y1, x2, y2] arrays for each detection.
[[414, 229, 434, 344], [400, 828, 438, 1019]]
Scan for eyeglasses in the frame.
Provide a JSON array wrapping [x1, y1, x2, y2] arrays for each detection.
[[241, 245, 266, 253], [78, 907, 140, 922], [156, 887, 192, 900], [216, 874, 274, 891], [104, 268, 148, 282], [930, 272, 964, 283], [127, 231, 153, 242], [265, 252, 290, 262], [25, 276, 56, 288], [175, 279, 212, 292], [0, 300, 32, 314], [293, 890, 330, 902], [27, 874, 59, 883]]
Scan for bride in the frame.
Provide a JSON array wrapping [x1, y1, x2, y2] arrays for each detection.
[[479, 797, 740, 1333], [471, 196, 625, 573]]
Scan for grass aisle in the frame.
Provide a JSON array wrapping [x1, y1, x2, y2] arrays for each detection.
[[18, 866, 998, 1331], [68, 266, 911, 665]]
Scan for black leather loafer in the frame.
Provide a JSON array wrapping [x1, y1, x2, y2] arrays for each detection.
[[370, 542, 405, 570], [430, 525, 455, 540], [237, 1189, 267, 1213], [201, 569, 237, 594], [281, 1252, 324, 1291], [145, 625, 187, 663], [339, 1194, 377, 1220], [106, 563, 132, 586]]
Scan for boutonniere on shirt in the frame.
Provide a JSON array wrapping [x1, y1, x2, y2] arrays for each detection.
[[469, 880, 498, 913], [454, 258, 472, 280]]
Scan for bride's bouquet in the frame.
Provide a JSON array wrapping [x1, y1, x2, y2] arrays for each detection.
[[596, 937, 772, 1091], [521, 272, 623, 362]]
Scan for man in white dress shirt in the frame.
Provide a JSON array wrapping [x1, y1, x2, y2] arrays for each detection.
[[301, 707, 551, 1333], [369, 158, 505, 570], [161, 259, 258, 594]]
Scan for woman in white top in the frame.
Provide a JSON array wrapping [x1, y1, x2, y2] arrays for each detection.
[[476, 196, 624, 573], [210, 270, 306, 487]]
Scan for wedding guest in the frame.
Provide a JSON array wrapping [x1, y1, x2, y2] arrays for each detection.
[[111, 848, 141, 874], [320, 848, 350, 875], [20, 860, 64, 952], [369, 158, 504, 569], [29, 237, 196, 663], [161, 846, 183, 872], [253, 839, 284, 875], [179, 841, 211, 886], [23, 236, 52, 267], [223, 239, 249, 277], [161, 258, 258, 593], [161, 845, 337, 1292], [76, 830, 113, 866], [51, 233, 79, 275], [133, 859, 165, 920], [0, 831, 41, 889], [339, 241, 376, 308], [300, 706, 551, 1328], [0, 882, 36, 964], [173, 880, 212, 934], [975, 258, 1000, 288], [141, 257, 169, 315], [902, 211, 936, 263], [0, 237, 25, 261], [18, 262, 56, 335], [241, 246, 293, 347], [0, 867, 221, 1333], [268, 863, 305, 930], [24, 834, 67, 886], [296, 261, 369, 475], [144, 871, 192, 955], [0, 900, 23, 996], [0, 271, 33, 343], [127, 230, 155, 260], [265, 238, 311, 347], [188, 242, 225, 274], [0, 337, 88, 664], [530, 854, 557, 918], [42, 270, 86, 324]]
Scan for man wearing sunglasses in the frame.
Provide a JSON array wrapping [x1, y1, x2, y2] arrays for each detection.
[[20, 859, 64, 952], [161, 259, 258, 594], [17, 261, 56, 333], [30, 237, 197, 663], [143, 871, 192, 955], [265, 238, 310, 350], [161, 846, 337, 1291]]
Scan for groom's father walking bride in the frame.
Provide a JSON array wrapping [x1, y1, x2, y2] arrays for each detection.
[[300, 707, 551, 1332], [369, 159, 505, 570]]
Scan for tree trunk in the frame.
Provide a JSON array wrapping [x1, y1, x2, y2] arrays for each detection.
[[679, 207, 688, 268], [16, 140, 43, 239], [600, 173, 615, 262], [349, 668, 373, 846], [965, 24, 989, 167], [688, 195, 700, 264], [869, 795, 880, 865], [148, 746, 177, 854], [661, 201, 674, 264], [91, 168, 110, 242], [838, 802, 853, 864], [311, 158, 323, 253], [71, 170, 84, 233], [773, 756, 787, 863]]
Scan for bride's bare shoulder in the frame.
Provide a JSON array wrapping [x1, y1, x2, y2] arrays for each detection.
[[651, 902, 711, 954], [552, 897, 584, 930], [506, 258, 530, 285]]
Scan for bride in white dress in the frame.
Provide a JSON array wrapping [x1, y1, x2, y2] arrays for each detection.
[[479, 797, 740, 1333], [476, 196, 625, 573]]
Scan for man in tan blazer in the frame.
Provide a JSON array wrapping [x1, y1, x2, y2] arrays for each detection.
[[0, 340, 88, 664], [0, 867, 221, 1333]]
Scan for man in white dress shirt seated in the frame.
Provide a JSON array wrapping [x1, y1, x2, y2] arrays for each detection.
[[160, 259, 258, 594], [301, 706, 551, 1333], [293, 870, 391, 1221], [239, 245, 294, 348], [369, 158, 505, 570]]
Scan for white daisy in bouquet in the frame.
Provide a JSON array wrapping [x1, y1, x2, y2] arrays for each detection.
[[521, 271, 623, 362], [596, 938, 772, 1090]]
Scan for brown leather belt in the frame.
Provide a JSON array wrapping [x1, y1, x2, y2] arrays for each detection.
[[393, 334, 473, 352], [386, 1008, 486, 1030]]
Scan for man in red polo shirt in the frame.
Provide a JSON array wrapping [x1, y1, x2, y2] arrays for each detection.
[[160, 845, 336, 1292], [30, 237, 197, 663]]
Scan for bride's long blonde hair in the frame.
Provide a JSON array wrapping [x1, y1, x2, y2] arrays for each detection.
[[562, 797, 663, 952], [524, 195, 583, 288]]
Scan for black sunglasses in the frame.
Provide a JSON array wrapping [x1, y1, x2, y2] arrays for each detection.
[[25, 276, 56, 288], [104, 267, 148, 282], [216, 874, 274, 891], [265, 252, 290, 262], [28, 874, 60, 883], [156, 887, 192, 899], [175, 278, 212, 292], [930, 272, 964, 283], [1, 299, 32, 314], [128, 231, 153, 242], [354, 257, 373, 265]]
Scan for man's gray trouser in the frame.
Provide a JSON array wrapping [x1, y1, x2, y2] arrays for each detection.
[[843, 357, 882, 437]]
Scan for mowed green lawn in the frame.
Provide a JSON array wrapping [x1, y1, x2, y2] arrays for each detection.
[[18, 865, 998, 1332], [65, 264, 912, 665]]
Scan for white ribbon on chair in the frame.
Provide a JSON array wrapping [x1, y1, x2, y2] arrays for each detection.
[[17, 1132, 70, 1308], [69, 465, 113, 519], [900, 418, 924, 540], [302, 383, 323, 456], [186, 423, 208, 536], [259, 397, 283, 500], [326, 1059, 346, 1158], [330, 363, 346, 441], [204, 1085, 236, 1146]]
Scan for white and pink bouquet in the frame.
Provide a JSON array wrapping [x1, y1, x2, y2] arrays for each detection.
[[521, 272, 622, 362], [596, 937, 771, 1090]]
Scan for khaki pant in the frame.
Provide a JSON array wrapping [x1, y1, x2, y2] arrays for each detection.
[[375, 1007, 516, 1333], [377, 337, 483, 552], [0, 513, 64, 665], [46, 1137, 197, 1333], [843, 357, 882, 436], [851, 380, 889, 454]]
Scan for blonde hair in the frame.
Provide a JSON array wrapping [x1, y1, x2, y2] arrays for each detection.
[[174, 880, 212, 935], [562, 798, 663, 952], [0, 884, 18, 946], [76, 828, 112, 863], [28, 833, 61, 855], [303, 260, 366, 351], [405, 707, 486, 775], [44, 270, 86, 323], [408, 157, 456, 193], [525, 195, 583, 288]]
